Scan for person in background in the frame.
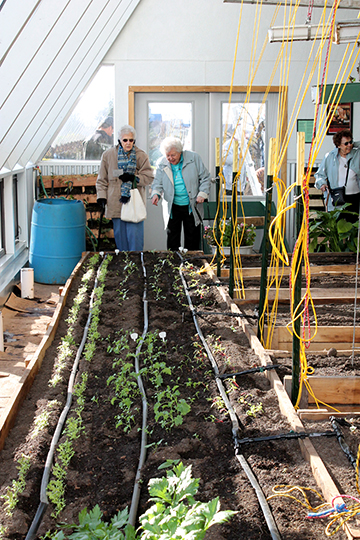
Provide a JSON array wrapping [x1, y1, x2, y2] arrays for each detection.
[[83, 116, 114, 160], [96, 125, 153, 251], [151, 136, 211, 251], [315, 129, 360, 221]]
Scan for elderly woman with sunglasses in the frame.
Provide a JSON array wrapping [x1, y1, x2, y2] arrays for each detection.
[[96, 124, 153, 251], [315, 129, 360, 219]]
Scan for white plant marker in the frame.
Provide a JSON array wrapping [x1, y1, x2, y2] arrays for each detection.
[[100, 251, 105, 257], [159, 331, 166, 342], [115, 249, 119, 255], [130, 333, 138, 341]]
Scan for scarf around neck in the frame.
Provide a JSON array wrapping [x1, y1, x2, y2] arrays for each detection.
[[118, 143, 137, 203]]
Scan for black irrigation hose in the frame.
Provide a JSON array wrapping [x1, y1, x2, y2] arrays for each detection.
[[218, 365, 282, 380], [25, 256, 108, 540], [194, 309, 258, 320], [176, 251, 282, 540], [128, 253, 149, 527], [235, 430, 336, 448], [330, 416, 357, 470]]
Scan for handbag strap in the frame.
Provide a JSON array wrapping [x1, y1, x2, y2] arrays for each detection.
[[345, 157, 352, 187], [132, 176, 138, 189], [326, 156, 352, 192]]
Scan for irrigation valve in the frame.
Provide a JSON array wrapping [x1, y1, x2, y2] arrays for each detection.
[[159, 331, 167, 342], [130, 333, 138, 341]]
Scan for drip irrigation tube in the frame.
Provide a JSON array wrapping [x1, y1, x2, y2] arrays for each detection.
[[236, 430, 336, 448], [194, 309, 258, 320], [128, 252, 149, 528], [218, 365, 281, 380], [25, 256, 108, 540], [177, 252, 282, 540], [330, 416, 357, 470]]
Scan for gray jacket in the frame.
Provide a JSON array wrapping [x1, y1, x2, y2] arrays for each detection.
[[151, 150, 211, 228], [315, 143, 360, 210]]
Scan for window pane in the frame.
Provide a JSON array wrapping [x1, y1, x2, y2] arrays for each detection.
[[0, 179, 5, 257], [148, 102, 192, 166], [13, 175, 19, 239], [42, 65, 114, 160], [222, 102, 265, 196]]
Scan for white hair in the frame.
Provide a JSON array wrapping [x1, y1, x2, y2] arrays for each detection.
[[160, 137, 183, 155], [118, 124, 136, 140]]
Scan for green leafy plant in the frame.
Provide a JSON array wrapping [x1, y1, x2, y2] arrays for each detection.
[[153, 385, 191, 431], [1, 454, 31, 515], [204, 219, 256, 247], [138, 461, 236, 539], [43, 462, 235, 540], [309, 205, 359, 252]]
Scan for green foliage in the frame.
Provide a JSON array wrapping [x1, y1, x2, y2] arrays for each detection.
[[138, 462, 236, 539], [204, 219, 256, 247], [1, 454, 31, 515], [153, 386, 191, 431], [309, 205, 359, 253], [45, 463, 235, 540]]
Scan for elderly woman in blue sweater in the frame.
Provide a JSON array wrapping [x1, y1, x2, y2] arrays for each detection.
[[151, 137, 211, 251]]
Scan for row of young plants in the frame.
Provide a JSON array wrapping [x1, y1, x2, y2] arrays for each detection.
[[44, 251, 237, 538], [0, 254, 100, 539], [46, 255, 112, 517]]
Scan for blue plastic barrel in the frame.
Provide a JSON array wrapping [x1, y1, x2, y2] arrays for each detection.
[[29, 198, 86, 284]]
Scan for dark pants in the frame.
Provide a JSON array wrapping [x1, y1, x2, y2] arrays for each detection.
[[167, 204, 200, 251], [340, 193, 360, 223]]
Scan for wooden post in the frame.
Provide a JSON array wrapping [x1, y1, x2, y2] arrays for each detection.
[[257, 138, 275, 339], [291, 132, 305, 406], [215, 138, 221, 277], [229, 140, 239, 298]]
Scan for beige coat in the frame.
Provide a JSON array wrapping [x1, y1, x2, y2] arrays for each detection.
[[96, 145, 154, 219]]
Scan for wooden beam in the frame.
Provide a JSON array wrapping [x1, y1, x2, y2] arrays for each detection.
[[0, 253, 89, 452], [270, 326, 360, 351], [220, 264, 356, 278], [234, 287, 360, 304], [306, 376, 360, 405]]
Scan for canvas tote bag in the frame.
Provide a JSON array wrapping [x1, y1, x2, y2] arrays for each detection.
[[121, 179, 147, 223]]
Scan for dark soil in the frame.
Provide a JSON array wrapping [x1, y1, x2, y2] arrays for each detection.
[[0, 251, 359, 539]]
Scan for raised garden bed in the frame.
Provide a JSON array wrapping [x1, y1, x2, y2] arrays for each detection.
[[0, 251, 359, 539]]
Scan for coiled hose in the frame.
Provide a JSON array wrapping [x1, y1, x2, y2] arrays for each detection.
[[25, 256, 108, 540], [177, 253, 282, 540]]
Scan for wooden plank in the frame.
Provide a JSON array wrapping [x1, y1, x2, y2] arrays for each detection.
[[0, 253, 89, 452], [298, 410, 360, 421], [234, 287, 360, 304], [271, 326, 360, 351], [220, 264, 356, 278], [306, 376, 360, 405], [41, 175, 97, 188]]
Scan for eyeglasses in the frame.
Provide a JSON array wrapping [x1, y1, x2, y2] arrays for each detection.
[[343, 140, 353, 146], [122, 138, 134, 143]]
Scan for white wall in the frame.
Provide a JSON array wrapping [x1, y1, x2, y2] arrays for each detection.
[[105, 0, 360, 162]]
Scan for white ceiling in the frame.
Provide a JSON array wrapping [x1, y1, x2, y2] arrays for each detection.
[[0, 0, 140, 172]]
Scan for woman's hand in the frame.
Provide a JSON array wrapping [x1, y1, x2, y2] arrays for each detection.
[[320, 184, 327, 193], [152, 194, 159, 206], [196, 196, 205, 204]]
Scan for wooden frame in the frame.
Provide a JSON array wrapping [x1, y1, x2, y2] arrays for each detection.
[[327, 102, 353, 134], [128, 86, 288, 184]]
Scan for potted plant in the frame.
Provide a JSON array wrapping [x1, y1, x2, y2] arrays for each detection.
[[309, 205, 359, 252], [203, 219, 256, 255]]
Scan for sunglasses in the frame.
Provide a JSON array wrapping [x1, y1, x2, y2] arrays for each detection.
[[343, 140, 353, 146], [122, 138, 134, 143]]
